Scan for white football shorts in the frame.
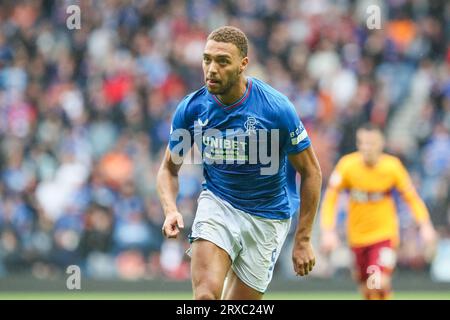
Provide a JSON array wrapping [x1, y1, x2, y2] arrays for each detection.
[[187, 189, 291, 293]]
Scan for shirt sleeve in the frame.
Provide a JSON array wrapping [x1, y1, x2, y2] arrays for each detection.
[[394, 159, 430, 224], [279, 100, 311, 155], [168, 95, 194, 155], [320, 158, 348, 230]]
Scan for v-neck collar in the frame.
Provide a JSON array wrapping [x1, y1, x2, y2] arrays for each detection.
[[210, 77, 253, 112]]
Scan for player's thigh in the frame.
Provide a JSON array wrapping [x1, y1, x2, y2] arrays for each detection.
[[352, 240, 396, 283], [369, 240, 396, 280], [191, 239, 232, 294], [351, 246, 367, 283], [229, 217, 290, 295], [222, 269, 263, 300]]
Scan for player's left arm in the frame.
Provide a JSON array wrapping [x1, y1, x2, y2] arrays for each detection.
[[394, 159, 437, 247], [288, 146, 322, 276], [279, 99, 322, 276]]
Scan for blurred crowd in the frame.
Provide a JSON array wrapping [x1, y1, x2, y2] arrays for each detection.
[[0, 0, 449, 280]]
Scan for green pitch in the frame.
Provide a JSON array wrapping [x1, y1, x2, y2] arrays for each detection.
[[0, 291, 449, 300]]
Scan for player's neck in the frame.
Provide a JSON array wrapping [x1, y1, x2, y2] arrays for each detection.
[[363, 157, 380, 167], [216, 76, 248, 106]]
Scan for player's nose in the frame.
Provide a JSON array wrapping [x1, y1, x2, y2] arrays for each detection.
[[207, 61, 219, 74]]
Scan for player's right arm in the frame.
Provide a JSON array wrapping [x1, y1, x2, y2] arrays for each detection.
[[157, 147, 185, 238], [393, 158, 437, 255], [320, 158, 347, 253], [156, 94, 194, 239]]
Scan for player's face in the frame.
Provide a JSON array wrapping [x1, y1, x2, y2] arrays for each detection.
[[202, 40, 247, 95], [356, 129, 385, 165]]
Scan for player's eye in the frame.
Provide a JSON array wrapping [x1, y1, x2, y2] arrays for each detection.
[[203, 57, 211, 64]]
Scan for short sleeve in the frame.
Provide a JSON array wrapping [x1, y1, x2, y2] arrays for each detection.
[[328, 158, 348, 191], [279, 100, 311, 154], [393, 158, 414, 193], [168, 96, 194, 153]]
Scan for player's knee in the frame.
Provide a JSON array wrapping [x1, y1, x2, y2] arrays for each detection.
[[371, 288, 390, 300], [377, 279, 392, 299], [365, 285, 391, 300], [192, 278, 222, 300], [194, 286, 220, 300], [194, 291, 218, 300], [360, 279, 390, 300], [380, 273, 392, 288], [359, 283, 371, 300]]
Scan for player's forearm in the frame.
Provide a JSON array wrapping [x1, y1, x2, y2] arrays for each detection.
[[294, 169, 322, 242], [410, 202, 431, 225], [156, 165, 180, 216], [401, 189, 430, 224]]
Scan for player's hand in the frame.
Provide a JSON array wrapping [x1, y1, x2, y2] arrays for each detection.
[[292, 239, 316, 276], [162, 212, 184, 239], [420, 221, 436, 244], [420, 221, 437, 261], [320, 229, 339, 254]]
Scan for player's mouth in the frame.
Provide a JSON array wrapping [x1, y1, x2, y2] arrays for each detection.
[[207, 79, 220, 87]]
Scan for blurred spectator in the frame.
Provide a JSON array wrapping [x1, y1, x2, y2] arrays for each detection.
[[78, 203, 115, 279], [0, 0, 448, 280]]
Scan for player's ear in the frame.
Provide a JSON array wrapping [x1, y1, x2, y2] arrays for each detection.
[[240, 57, 249, 73]]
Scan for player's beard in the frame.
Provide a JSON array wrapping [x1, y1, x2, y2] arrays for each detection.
[[206, 68, 240, 96]]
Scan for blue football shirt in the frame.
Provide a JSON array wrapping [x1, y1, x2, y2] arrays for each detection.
[[169, 77, 311, 219]]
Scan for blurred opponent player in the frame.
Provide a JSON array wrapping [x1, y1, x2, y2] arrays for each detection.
[[320, 123, 436, 300], [157, 26, 322, 300]]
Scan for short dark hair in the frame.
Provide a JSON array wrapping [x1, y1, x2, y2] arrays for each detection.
[[358, 122, 382, 133], [207, 26, 248, 57]]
